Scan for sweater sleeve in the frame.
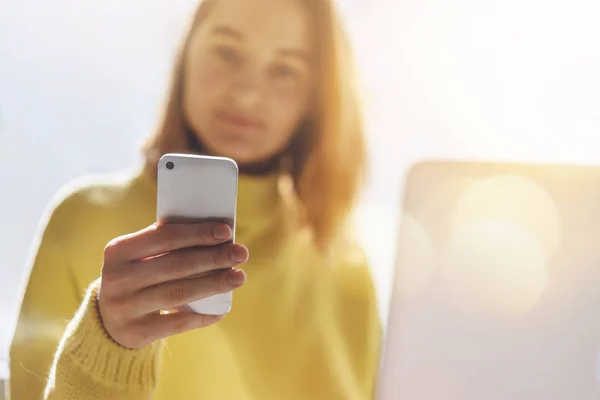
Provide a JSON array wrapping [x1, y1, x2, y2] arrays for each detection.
[[44, 279, 161, 400], [9, 199, 82, 399], [9, 189, 162, 400]]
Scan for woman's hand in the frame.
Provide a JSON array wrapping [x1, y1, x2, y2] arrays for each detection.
[[97, 222, 248, 349]]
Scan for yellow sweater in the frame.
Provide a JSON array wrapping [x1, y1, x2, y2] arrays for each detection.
[[9, 166, 381, 399]]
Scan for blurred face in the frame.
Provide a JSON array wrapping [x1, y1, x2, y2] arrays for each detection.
[[182, 0, 314, 165]]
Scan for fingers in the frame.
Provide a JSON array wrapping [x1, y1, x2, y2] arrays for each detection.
[[98, 222, 245, 349], [134, 269, 246, 315], [104, 222, 232, 263], [131, 312, 225, 348], [124, 243, 249, 290]]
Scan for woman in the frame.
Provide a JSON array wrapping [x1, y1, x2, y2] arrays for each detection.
[[9, 0, 381, 398]]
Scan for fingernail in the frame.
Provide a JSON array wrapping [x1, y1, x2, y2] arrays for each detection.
[[230, 246, 248, 263], [227, 269, 246, 285], [213, 224, 230, 240]]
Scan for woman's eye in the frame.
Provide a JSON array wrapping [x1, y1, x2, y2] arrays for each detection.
[[214, 45, 242, 65], [271, 64, 300, 80]]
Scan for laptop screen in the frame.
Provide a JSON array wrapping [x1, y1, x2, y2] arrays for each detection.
[[377, 161, 600, 400]]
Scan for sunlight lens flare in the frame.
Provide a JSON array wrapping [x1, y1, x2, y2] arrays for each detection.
[[414, 177, 475, 243], [451, 175, 561, 258], [442, 220, 548, 316]]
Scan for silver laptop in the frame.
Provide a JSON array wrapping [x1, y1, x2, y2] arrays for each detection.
[[377, 160, 600, 400]]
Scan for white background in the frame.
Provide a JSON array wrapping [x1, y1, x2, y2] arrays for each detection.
[[1, 0, 600, 380]]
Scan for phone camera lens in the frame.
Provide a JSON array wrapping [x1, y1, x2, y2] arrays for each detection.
[[166, 161, 174, 170]]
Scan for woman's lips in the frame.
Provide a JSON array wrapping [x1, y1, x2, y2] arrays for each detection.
[[216, 110, 265, 130]]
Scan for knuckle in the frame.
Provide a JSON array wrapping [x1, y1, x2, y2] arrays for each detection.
[[103, 238, 122, 261], [168, 285, 186, 302], [196, 226, 208, 246], [195, 224, 214, 246], [212, 248, 225, 267], [159, 232, 177, 250], [166, 254, 182, 274], [169, 286, 185, 300], [155, 225, 178, 249], [210, 273, 224, 291]]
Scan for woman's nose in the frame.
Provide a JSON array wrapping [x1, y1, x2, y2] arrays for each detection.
[[229, 67, 263, 111]]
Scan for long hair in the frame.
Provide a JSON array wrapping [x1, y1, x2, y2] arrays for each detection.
[[143, 0, 366, 250]]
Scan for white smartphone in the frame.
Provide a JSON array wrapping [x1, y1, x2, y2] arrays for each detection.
[[156, 153, 238, 315]]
